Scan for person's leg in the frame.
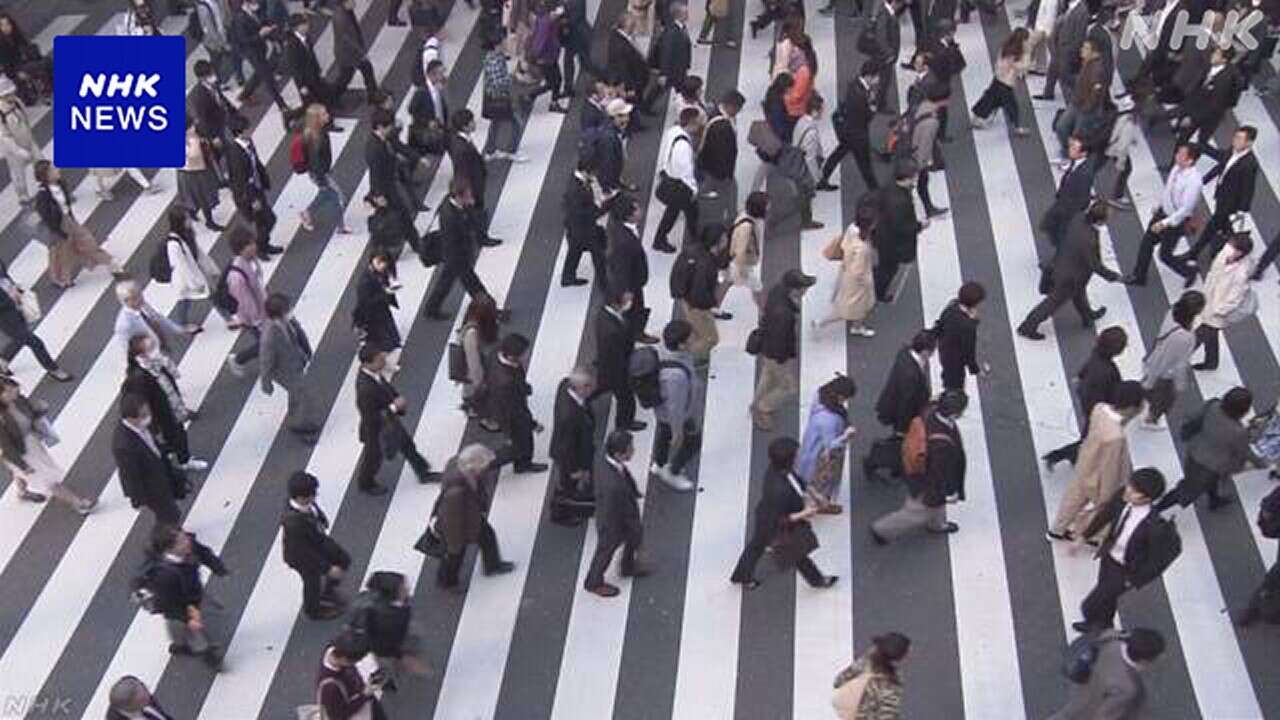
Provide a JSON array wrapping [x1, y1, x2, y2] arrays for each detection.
[[1070, 287, 1097, 325], [1050, 476, 1092, 535], [852, 140, 878, 190], [300, 569, 324, 616], [653, 421, 673, 468], [1018, 289, 1068, 334], [423, 263, 460, 314], [614, 382, 637, 427], [477, 520, 504, 570], [17, 327, 59, 371], [730, 530, 769, 582], [1195, 323, 1220, 369], [1000, 83, 1020, 126], [1157, 229, 1195, 279], [438, 552, 464, 586], [873, 256, 900, 300], [354, 440, 383, 489], [234, 326, 261, 365], [1129, 229, 1160, 283], [795, 555, 828, 587], [561, 240, 587, 283], [669, 424, 701, 475], [358, 59, 380, 96], [1111, 155, 1132, 200], [1080, 556, 1128, 629], [584, 535, 621, 587], [818, 141, 849, 185], [679, 193, 699, 242], [654, 202, 681, 246], [972, 82, 999, 119]]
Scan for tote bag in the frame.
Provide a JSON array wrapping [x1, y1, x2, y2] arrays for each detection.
[[831, 672, 873, 719]]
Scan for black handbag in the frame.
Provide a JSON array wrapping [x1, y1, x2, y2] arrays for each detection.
[[745, 328, 763, 355], [481, 93, 513, 121], [654, 172, 689, 206], [447, 342, 469, 382], [413, 522, 446, 558], [772, 519, 819, 569]]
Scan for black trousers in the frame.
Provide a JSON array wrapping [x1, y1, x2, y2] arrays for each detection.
[[972, 80, 1019, 125], [237, 192, 277, 249], [508, 413, 536, 465], [296, 552, 351, 618], [873, 256, 901, 301], [1045, 399, 1094, 465], [423, 259, 488, 315], [624, 287, 651, 339], [332, 58, 379, 100], [1157, 456, 1227, 510], [1132, 215, 1194, 283], [242, 53, 286, 108], [655, 186, 699, 245], [820, 136, 878, 190], [654, 421, 700, 474], [940, 359, 967, 392], [730, 525, 825, 586], [1195, 323, 1220, 370], [563, 229, 607, 285], [584, 530, 640, 587], [1081, 554, 1129, 629], [0, 320, 59, 371], [355, 430, 429, 489], [1019, 281, 1093, 332], [916, 169, 938, 213], [590, 382, 637, 427], [561, 40, 602, 96], [438, 520, 502, 586]]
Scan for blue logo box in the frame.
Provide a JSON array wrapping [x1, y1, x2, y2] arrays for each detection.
[[53, 35, 186, 168]]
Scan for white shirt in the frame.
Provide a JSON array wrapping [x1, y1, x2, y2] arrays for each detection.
[[910, 350, 928, 372], [660, 126, 697, 193], [49, 183, 70, 215], [786, 471, 805, 499], [1160, 164, 1202, 227], [1204, 63, 1225, 86], [428, 81, 444, 122], [1109, 502, 1151, 565]]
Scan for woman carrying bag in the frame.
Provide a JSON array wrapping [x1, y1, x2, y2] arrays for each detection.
[[163, 208, 224, 330], [480, 30, 529, 162], [455, 295, 501, 429], [816, 201, 877, 336], [730, 436, 837, 590], [1195, 231, 1257, 371], [832, 632, 911, 720], [797, 375, 858, 513], [0, 376, 94, 512], [1140, 290, 1205, 429]]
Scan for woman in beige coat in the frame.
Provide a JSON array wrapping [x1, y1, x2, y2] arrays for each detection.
[[1195, 232, 1256, 372], [719, 193, 766, 312], [0, 76, 38, 204], [816, 203, 877, 337]]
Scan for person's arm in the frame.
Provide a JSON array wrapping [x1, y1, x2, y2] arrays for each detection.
[[1162, 173, 1200, 228], [258, 325, 277, 393], [672, 137, 697, 192]]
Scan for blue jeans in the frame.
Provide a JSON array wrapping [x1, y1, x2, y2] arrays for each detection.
[[482, 106, 527, 155], [307, 173, 344, 218]]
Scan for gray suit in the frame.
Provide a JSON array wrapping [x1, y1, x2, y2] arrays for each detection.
[[1049, 632, 1145, 720], [1049, 1, 1089, 100], [871, 0, 902, 108], [259, 317, 321, 434]]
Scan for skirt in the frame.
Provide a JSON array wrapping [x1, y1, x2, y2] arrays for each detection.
[[48, 217, 112, 286], [176, 168, 221, 214], [5, 439, 66, 495], [727, 262, 763, 292]]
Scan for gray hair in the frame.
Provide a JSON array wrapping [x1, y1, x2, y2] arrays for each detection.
[[114, 279, 139, 304], [568, 366, 595, 390], [108, 676, 146, 712], [457, 443, 496, 476]]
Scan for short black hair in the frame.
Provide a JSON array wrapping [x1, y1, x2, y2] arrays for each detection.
[[663, 319, 693, 350], [860, 59, 879, 77], [938, 389, 968, 416], [1220, 387, 1254, 420], [720, 90, 746, 110], [450, 109, 475, 133], [194, 59, 213, 78], [1175, 142, 1201, 161], [265, 292, 292, 319], [1085, 201, 1110, 225], [1129, 467, 1166, 500], [228, 112, 250, 136], [371, 108, 396, 132], [1172, 290, 1206, 328], [119, 392, 149, 420], [229, 225, 256, 255], [426, 59, 444, 75], [358, 344, 385, 364], [1237, 125, 1258, 142], [330, 629, 370, 661], [957, 281, 985, 308], [768, 436, 800, 470], [288, 470, 319, 500], [1097, 326, 1128, 358], [1124, 628, 1166, 663], [605, 429, 634, 457], [910, 329, 938, 353], [500, 333, 531, 358]]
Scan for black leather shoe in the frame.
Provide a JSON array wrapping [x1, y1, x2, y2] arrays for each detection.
[[652, 239, 677, 253], [514, 461, 549, 474], [1017, 326, 1046, 340], [620, 420, 647, 431], [560, 277, 589, 287], [361, 483, 389, 496], [484, 561, 516, 576], [479, 236, 502, 248]]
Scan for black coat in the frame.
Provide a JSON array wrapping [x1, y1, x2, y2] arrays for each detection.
[[1178, 64, 1241, 132], [1083, 493, 1170, 589], [607, 28, 650, 94], [356, 369, 405, 444], [594, 306, 634, 390], [1040, 156, 1097, 238], [148, 535, 225, 621], [281, 502, 350, 575], [360, 596, 412, 658], [188, 81, 233, 141], [1075, 351, 1121, 420], [332, 5, 368, 67], [934, 301, 979, 378], [366, 134, 402, 210], [877, 185, 922, 264], [595, 127, 627, 193], [698, 114, 737, 182], [594, 459, 643, 541], [0, 260, 28, 339], [564, 174, 608, 244], [749, 468, 806, 542], [409, 83, 448, 129], [447, 132, 487, 203], [439, 198, 479, 269], [607, 221, 648, 293], [759, 283, 800, 363], [549, 379, 596, 474], [871, 0, 901, 62], [837, 78, 875, 143], [875, 347, 931, 432], [112, 422, 181, 512], [1203, 150, 1258, 217], [230, 7, 270, 60], [1050, 216, 1121, 290], [353, 268, 400, 351], [121, 363, 185, 457], [487, 358, 534, 433], [656, 22, 692, 83], [673, 242, 720, 310], [284, 32, 324, 95], [225, 139, 270, 210]]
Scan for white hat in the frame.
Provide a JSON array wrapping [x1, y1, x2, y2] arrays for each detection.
[[0, 76, 15, 97], [606, 98, 633, 117]]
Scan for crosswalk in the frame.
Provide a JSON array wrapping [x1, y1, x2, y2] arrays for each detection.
[[0, 0, 1277, 718]]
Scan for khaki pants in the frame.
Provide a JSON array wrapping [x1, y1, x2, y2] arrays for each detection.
[[1051, 473, 1098, 537], [682, 301, 719, 360], [872, 495, 947, 539], [754, 357, 797, 414]]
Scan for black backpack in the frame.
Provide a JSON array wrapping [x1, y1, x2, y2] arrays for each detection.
[[1259, 486, 1280, 539], [669, 250, 697, 300], [1062, 633, 1122, 684], [212, 264, 247, 315], [185, 4, 204, 42], [148, 233, 181, 284], [628, 348, 690, 409], [1137, 513, 1182, 588]]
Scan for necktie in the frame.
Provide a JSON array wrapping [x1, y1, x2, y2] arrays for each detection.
[[246, 143, 261, 188], [1112, 505, 1132, 547]]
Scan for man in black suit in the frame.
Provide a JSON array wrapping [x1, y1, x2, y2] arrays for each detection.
[[584, 430, 652, 597], [423, 179, 492, 319], [281, 471, 351, 620], [1020, 203, 1119, 340], [1040, 135, 1096, 248], [408, 60, 449, 155], [562, 157, 617, 287], [1172, 46, 1241, 151], [188, 59, 235, 151], [550, 367, 597, 499], [874, 162, 927, 302], [561, 0, 601, 96], [595, 100, 632, 194], [113, 393, 184, 525], [225, 113, 283, 256], [697, 90, 744, 191], [1183, 125, 1257, 261], [592, 289, 646, 431], [656, 4, 693, 90], [488, 334, 549, 474], [106, 676, 177, 720], [607, 18, 654, 116], [231, 0, 290, 116], [332, 0, 380, 103], [869, 0, 904, 111], [354, 346, 440, 495], [874, 330, 936, 435], [818, 61, 880, 192], [607, 196, 659, 343], [284, 13, 335, 109], [1074, 469, 1170, 632], [447, 109, 502, 247], [1043, 326, 1127, 468]]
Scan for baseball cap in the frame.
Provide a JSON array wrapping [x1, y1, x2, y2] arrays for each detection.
[[783, 269, 816, 289]]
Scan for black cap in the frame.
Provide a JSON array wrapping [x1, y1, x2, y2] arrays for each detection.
[[783, 269, 816, 289]]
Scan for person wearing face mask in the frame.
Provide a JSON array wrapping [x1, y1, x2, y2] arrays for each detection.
[[0, 376, 95, 512], [114, 393, 188, 525], [122, 334, 208, 473], [1193, 232, 1257, 372], [870, 390, 967, 544]]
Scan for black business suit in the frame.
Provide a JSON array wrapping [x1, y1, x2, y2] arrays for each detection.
[[1040, 155, 1096, 248], [188, 80, 234, 145], [550, 378, 596, 496], [367, 133, 408, 215], [934, 300, 979, 391], [1020, 215, 1119, 333], [592, 305, 638, 427], [562, 173, 612, 286], [1079, 494, 1169, 629], [870, 0, 901, 109], [873, 185, 922, 301], [281, 500, 352, 618], [448, 132, 489, 225], [820, 77, 878, 190], [225, 138, 276, 248], [353, 267, 400, 352], [331, 4, 378, 100], [1188, 149, 1257, 259], [354, 368, 429, 489], [0, 260, 58, 371], [606, 221, 650, 338], [230, 6, 285, 109], [113, 421, 182, 525], [1174, 63, 1240, 150], [1044, 349, 1121, 465], [487, 356, 537, 466], [584, 458, 644, 587], [698, 114, 738, 184], [875, 347, 932, 434], [730, 468, 825, 585], [656, 21, 692, 87], [423, 199, 489, 316], [284, 31, 334, 107], [121, 361, 192, 465]]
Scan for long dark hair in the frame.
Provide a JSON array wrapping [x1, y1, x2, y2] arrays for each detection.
[[462, 295, 500, 344], [817, 375, 856, 417], [1000, 27, 1028, 58], [868, 632, 910, 683]]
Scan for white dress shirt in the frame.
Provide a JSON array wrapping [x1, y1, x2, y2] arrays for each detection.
[[660, 126, 698, 193], [1160, 164, 1202, 227], [1109, 503, 1151, 565]]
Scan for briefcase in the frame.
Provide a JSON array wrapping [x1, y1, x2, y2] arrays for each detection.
[[863, 436, 903, 481], [772, 519, 819, 569], [654, 172, 690, 206], [747, 120, 783, 158], [447, 342, 469, 383]]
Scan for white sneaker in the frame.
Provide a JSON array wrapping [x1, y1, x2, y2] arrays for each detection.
[[508, 152, 529, 163], [650, 463, 672, 483], [182, 458, 210, 472], [661, 471, 695, 492], [227, 355, 247, 377], [849, 325, 876, 337]]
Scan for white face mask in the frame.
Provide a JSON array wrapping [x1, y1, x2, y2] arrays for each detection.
[[138, 414, 152, 428], [620, 301, 634, 313]]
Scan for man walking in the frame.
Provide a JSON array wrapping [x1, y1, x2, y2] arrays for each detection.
[[354, 346, 441, 495], [750, 270, 815, 431], [259, 293, 322, 445], [282, 471, 351, 620], [870, 390, 967, 544], [584, 430, 652, 597]]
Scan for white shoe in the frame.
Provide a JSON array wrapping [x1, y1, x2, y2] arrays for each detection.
[[227, 355, 247, 377], [182, 458, 210, 472], [661, 471, 695, 492], [507, 152, 529, 163], [650, 463, 671, 483], [1141, 417, 1166, 431], [849, 325, 876, 337]]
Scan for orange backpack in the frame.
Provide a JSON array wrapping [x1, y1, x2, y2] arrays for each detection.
[[901, 415, 928, 476]]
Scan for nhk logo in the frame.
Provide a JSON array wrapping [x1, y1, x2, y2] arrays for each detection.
[[53, 35, 185, 168]]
